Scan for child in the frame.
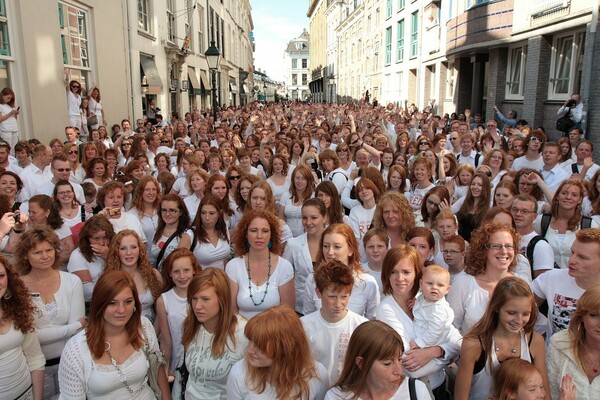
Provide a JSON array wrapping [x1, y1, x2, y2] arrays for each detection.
[[301, 259, 368, 386], [81, 181, 97, 209], [362, 228, 389, 294], [442, 235, 466, 283], [491, 359, 563, 400], [408, 265, 456, 376], [433, 210, 462, 267], [451, 163, 475, 203]]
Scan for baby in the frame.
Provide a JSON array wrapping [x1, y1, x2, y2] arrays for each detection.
[[409, 265, 455, 371]]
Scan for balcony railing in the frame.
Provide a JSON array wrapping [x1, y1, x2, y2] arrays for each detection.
[[530, 0, 570, 18]]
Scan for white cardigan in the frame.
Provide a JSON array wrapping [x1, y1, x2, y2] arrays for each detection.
[[282, 233, 314, 313]]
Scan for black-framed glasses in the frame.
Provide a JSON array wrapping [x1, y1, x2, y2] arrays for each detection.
[[161, 208, 180, 214], [485, 243, 516, 251], [160, 140, 170, 144], [229, 175, 241, 181], [419, 142, 429, 146], [71, 85, 80, 89]]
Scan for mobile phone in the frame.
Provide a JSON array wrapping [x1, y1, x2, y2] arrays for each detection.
[[13, 213, 19, 223]]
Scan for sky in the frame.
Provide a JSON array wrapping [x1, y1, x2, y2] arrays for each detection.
[[250, 0, 309, 82]]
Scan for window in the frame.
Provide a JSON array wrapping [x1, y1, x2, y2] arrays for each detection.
[[59, 2, 92, 89], [0, 0, 9, 56], [302, 74, 307, 85], [292, 74, 297, 85], [138, 0, 149, 32], [506, 46, 527, 99], [385, 27, 392, 65], [302, 58, 307, 68], [209, 8, 214, 43], [410, 11, 418, 58], [166, 0, 175, 43], [398, 0, 405, 11], [467, 0, 490, 7], [549, 31, 585, 99], [292, 58, 297, 68], [386, 0, 392, 18], [197, 6, 204, 53], [397, 19, 404, 62], [184, 0, 192, 50], [220, 18, 225, 57]]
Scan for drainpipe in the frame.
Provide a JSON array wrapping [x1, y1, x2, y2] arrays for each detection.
[[123, 0, 135, 120], [581, 0, 598, 135]]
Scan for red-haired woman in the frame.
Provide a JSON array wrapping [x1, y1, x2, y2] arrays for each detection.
[[104, 230, 163, 323], [58, 270, 169, 398], [349, 178, 381, 258], [279, 164, 315, 237], [127, 175, 161, 248], [154, 249, 200, 389], [205, 174, 235, 229], [0, 256, 45, 400], [226, 209, 295, 319], [175, 269, 248, 399], [226, 305, 328, 399]]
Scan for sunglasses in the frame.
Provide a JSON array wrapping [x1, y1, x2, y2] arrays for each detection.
[[229, 175, 241, 181], [55, 168, 72, 172], [68, 150, 78, 155], [122, 143, 131, 146], [419, 142, 429, 146], [160, 140, 170, 144], [71, 85, 80, 89]]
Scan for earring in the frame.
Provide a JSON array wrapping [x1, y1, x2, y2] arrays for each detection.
[[3, 290, 11, 300], [133, 306, 137, 312], [268, 241, 273, 249]]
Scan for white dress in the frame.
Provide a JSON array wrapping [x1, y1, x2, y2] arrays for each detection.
[[225, 256, 294, 320]]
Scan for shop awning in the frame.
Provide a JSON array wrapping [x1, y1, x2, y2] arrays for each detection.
[[140, 55, 163, 94], [187, 67, 201, 90], [199, 70, 211, 90]]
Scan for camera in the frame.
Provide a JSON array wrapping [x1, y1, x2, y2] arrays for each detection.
[[566, 99, 576, 107], [13, 213, 19, 223]]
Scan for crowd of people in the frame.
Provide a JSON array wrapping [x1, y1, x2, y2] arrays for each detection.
[[0, 84, 598, 400]]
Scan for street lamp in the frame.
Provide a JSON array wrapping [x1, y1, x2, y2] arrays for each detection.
[[329, 76, 335, 104], [263, 83, 267, 102], [205, 40, 221, 123]]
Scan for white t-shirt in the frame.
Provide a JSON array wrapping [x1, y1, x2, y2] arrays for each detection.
[[226, 359, 329, 400], [279, 191, 305, 237], [67, 248, 105, 302], [412, 296, 455, 349], [407, 183, 435, 212], [186, 228, 230, 269], [510, 155, 544, 171], [108, 212, 148, 243], [519, 231, 556, 272], [446, 272, 489, 335], [225, 256, 294, 319], [283, 233, 314, 313], [303, 271, 380, 320], [531, 269, 585, 338], [325, 378, 432, 400], [126, 207, 158, 245], [301, 310, 368, 385]]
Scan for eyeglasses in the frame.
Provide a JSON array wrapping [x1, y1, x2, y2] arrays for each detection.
[[419, 142, 429, 146], [55, 168, 72, 172], [511, 207, 536, 215], [487, 124, 496, 128], [529, 137, 541, 142], [71, 85, 80, 89], [57, 190, 73, 196], [442, 250, 462, 255], [337, 148, 348, 152], [229, 175, 241, 181], [485, 243, 516, 251], [161, 208, 180, 214], [160, 140, 170, 144], [68, 150, 78, 155], [122, 143, 131, 146]]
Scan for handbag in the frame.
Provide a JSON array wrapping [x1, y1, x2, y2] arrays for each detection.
[[556, 112, 575, 132], [142, 326, 167, 399], [88, 102, 99, 126], [176, 351, 190, 400]]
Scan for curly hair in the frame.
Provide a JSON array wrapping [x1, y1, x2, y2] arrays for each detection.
[[130, 175, 161, 217], [85, 157, 109, 181], [96, 181, 125, 208], [0, 256, 37, 333], [104, 230, 162, 299], [267, 154, 289, 177], [14, 226, 62, 275], [29, 194, 64, 230], [464, 223, 521, 276], [232, 209, 284, 256], [78, 215, 115, 263], [371, 192, 415, 242]]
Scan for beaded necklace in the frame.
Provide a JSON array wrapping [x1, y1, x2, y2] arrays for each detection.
[[105, 341, 148, 395], [246, 251, 272, 306]]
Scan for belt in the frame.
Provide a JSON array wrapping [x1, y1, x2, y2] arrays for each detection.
[[45, 357, 61, 366]]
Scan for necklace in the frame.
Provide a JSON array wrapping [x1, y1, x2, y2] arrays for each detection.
[[246, 252, 272, 306], [494, 334, 519, 354], [105, 341, 148, 395], [61, 207, 77, 218]]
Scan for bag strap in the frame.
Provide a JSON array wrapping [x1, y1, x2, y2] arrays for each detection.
[[474, 153, 481, 168], [526, 235, 546, 277], [581, 216, 592, 230], [189, 227, 197, 252], [80, 205, 86, 223], [155, 231, 180, 268], [408, 377, 417, 400], [540, 213, 552, 237]]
